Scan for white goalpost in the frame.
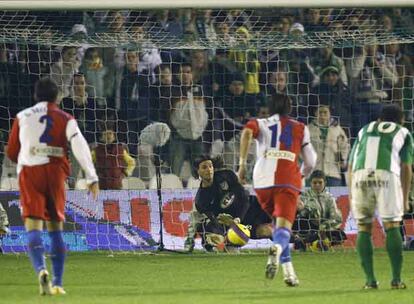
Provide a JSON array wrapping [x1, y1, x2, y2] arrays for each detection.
[[1, 0, 414, 9]]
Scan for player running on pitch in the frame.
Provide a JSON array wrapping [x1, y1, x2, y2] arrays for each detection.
[[238, 93, 316, 286]]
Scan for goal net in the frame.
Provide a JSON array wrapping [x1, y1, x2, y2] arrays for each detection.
[[1, 6, 414, 253]]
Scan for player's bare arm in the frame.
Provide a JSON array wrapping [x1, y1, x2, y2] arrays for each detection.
[[238, 128, 253, 184], [217, 213, 241, 226], [67, 119, 99, 195], [299, 126, 317, 178], [401, 162, 412, 213], [88, 182, 100, 201]]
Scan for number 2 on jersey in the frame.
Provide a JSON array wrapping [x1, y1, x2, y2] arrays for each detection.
[[39, 115, 53, 143], [268, 123, 292, 149]]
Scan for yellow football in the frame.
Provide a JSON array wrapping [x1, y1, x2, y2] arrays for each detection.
[[226, 224, 251, 246]]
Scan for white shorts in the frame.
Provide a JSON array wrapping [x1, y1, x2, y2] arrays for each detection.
[[351, 169, 403, 224]]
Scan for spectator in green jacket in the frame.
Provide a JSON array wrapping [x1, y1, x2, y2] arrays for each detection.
[[0, 203, 9, 253], [0, 203, 8, 234], [293, 170, 346, 251]]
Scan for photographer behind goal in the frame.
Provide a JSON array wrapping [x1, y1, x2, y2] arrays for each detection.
[[184, 155, 272, 252]]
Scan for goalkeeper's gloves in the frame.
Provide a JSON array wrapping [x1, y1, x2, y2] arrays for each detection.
[[217, 213, 241, 226], [205, 233, 226, 251], [0, 226, 10, 235]]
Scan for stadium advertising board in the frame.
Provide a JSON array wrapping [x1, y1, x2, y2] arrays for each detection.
[[0, 188, 392, 252]]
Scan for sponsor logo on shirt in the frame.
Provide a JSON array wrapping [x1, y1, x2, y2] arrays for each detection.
[[30, 146, 64, 157], [355, 180, 389, 188], [265, 149, 296, 162]]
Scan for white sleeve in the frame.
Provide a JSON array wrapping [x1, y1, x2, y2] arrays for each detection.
[[300, 126, 317, 178], [66, 119, 98, 185]]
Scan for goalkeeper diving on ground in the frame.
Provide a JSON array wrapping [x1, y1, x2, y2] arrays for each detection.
[[184, 155, 273, 252]]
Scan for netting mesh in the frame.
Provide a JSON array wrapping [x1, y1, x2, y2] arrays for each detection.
[[0, 9, 414, 48], [1, 8, 414, 252]]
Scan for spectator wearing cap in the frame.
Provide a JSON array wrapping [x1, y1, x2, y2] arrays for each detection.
[[311, 65, 352, 129], [308, 105, 350, 186], [289, 22, 305, 38], [312, 46, 348, 86]]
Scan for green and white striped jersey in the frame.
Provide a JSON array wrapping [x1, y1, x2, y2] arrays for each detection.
[[349, 121, 413, 175]]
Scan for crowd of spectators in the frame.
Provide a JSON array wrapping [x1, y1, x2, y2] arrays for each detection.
[[1, 8, 414, 187]]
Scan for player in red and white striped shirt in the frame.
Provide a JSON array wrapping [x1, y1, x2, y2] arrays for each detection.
[[238, 93, 316, 286], [7, 78, 99, 296]]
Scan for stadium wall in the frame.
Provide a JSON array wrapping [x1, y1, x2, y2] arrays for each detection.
[[0, 188, 408, 253]]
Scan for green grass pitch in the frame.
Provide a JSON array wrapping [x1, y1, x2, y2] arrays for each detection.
[[0, 250, 413, 304]]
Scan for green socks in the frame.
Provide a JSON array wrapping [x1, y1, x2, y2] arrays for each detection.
[[357, 227, 403, 285], [357, 231, 377, 284], [385, 227, 403, 283]]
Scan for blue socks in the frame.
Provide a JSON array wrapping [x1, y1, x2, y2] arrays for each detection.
[[272, 227, 291, 264], [27, 230, 46, 274], [49, 231, 66, 287], [27, 230, 66, 286], [280, 245, 291, 264]]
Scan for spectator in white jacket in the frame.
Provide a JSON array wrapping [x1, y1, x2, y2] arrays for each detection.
[[50, 46, 80, 98], [308, 105, 350, 186]]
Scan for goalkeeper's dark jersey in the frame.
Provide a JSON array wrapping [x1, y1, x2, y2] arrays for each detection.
[[195, 169, 250, 222]]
